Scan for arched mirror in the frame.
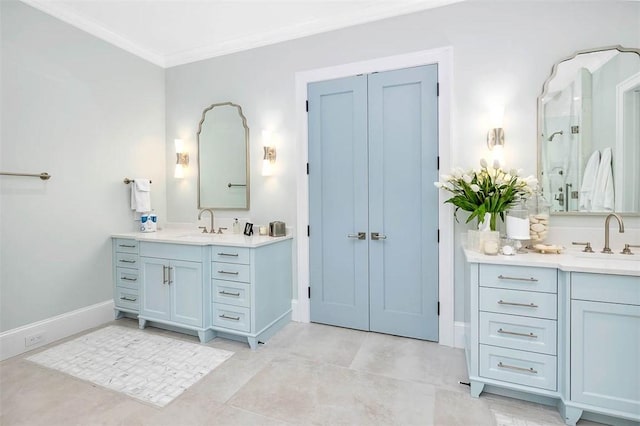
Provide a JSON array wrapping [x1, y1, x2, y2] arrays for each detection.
[[197, 102, 250, 210], [537, 45, 640, 215]]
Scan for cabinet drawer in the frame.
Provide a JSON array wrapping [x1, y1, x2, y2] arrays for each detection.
[[116, 267, 139, 290], [480, 312, 557, 355], [114, 238, 138, 254], [572, 272, 640, 306], [480, 287, 557, 320], [115, 287, 139, 311], [212, 247, 250, 265], [212, 280, 251, 308], [116, 252, 139, 268], [212, 303, 250, 332], [212, 262, 250, 283], [479, 345, 556, 391], [139, 242, 203, 262], [480, 264, 557, 293]]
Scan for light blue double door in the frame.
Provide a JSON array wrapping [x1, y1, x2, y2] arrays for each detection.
[[308, 65, 439, 341]]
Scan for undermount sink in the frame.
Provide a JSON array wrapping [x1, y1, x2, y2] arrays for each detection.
[[569, 250, 639, 261]]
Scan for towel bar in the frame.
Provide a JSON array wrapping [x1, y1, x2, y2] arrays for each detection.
[[124, 178, 152, 184], [0, 171, 51, 180]]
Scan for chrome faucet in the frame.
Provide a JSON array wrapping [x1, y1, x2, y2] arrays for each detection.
[[198, 208, 215, 234], [602, 213, 624, 253]]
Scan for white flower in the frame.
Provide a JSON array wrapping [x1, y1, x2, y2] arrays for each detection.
[[462, 174, 472, 184], [440, 174, 453, 182], [434, 181, 445, 188], [470, 184, 480, 192], [452, 167, 464, 179], [509, 168, 518, 177], [480, 158, 488, 169], [493, 159, 501, 169]]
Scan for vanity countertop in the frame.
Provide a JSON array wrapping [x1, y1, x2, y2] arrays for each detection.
[[464, 247, 639, 277], [112, 230, 292, 248]]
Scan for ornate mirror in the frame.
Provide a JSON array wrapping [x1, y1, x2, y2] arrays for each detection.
[[197, 102, 250, 210], [537, 46, 640, 215]]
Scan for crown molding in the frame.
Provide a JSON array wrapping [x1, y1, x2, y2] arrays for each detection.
[[20, 0, 462, 69]]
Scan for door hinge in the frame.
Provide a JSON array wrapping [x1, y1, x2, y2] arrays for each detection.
[[308, 286, 311, 299], [307, 225, 310, 237], [437, 229, 440, 243], [437, 302, 440, 316], [437, 83, 440, 97], [306, 162, 309, 175], [437, 156, 440, 170], [306, 100, 309, 112]]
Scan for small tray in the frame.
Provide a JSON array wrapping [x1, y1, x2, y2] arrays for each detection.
[[531, 244, 564, 254]]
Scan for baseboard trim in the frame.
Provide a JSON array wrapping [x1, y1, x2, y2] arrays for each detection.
[[291, 299, 303, 322], [0, 300, 114, 361], [454, 321, 466, 349]]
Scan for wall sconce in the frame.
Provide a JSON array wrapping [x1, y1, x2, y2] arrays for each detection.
[[486, 128, 505, 150], [174, 139, 189, 178], [262, 130, 277, 176]]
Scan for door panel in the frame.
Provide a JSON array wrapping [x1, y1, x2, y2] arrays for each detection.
[[171, 260, 203, 327], [140, 257, 170, 321], [308, 75, 369, 330], [368, 65, 439, 341]]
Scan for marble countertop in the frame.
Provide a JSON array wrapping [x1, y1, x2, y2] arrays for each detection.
[[112, 229, 292, 248], [464, 247, 640, 277]]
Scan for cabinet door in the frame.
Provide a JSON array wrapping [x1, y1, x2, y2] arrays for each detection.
[[571, 300, 640, 414], [170, 260, 203, 327], [140, 257, 171, 321]]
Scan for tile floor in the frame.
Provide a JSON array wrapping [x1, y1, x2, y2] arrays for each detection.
[[1, 319, 602, 425]]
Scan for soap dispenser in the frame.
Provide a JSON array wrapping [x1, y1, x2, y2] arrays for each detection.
[[232, 218, 241, 234]]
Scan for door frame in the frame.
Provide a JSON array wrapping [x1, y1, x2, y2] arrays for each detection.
[[294, 46, 455, 347]]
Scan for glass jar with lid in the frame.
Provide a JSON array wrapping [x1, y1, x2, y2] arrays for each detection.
[[527, 192, 550, 243]]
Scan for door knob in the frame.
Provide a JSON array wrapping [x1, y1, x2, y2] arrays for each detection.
[[371, 232, 387, 240], [347, 232, 366, 240]]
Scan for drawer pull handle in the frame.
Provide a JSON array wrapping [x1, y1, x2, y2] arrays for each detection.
[[219, 290, 241, 297], [217, 270, 239, 275], [498, 275, 538, 282], [497, 362, 538, 374], [219, 314, 240, 321], [119, 244, 136, 248], [120, 296, 137, 302], [121, 277, 137, 282], [217, 252, 239, 257], [497, 300, 538, 308], [119, 259, 136, 264], [497, 328, 538, 339]]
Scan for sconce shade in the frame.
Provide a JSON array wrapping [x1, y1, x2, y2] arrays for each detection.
[[174, 139, 189, 178], [262, 146, 276, 176], [487, 128, 505, 150]]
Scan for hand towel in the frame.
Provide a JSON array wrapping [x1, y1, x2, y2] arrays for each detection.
[[591, 147, 614, 211], [130, 178, 151, 213], [579, 150, 600, 211]]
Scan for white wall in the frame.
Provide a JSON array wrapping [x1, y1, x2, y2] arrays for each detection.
[[165, 1, 639, 321], [0, 1, 166, 332]]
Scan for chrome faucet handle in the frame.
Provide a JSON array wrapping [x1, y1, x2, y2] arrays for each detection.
[[217, 227, 228, 234], [621, 244, 639, 255], [572, 242, 594, 253], [198, 226, 208, 234]]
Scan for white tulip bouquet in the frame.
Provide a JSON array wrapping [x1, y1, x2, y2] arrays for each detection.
[[435, 159, 538, 231]]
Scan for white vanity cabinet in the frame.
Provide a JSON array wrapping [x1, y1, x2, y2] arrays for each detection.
[[138, 242, 212, 343], [210, 239, 293, 349], [567, 272, 640, 421], [112, 238, 140, 316]]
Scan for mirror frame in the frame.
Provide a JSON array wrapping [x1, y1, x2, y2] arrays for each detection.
[[537, 45, 640, 216], [197, 101, 250, 210]]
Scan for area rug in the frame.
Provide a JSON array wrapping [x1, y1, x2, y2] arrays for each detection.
[[27, 325, 234, 407]]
